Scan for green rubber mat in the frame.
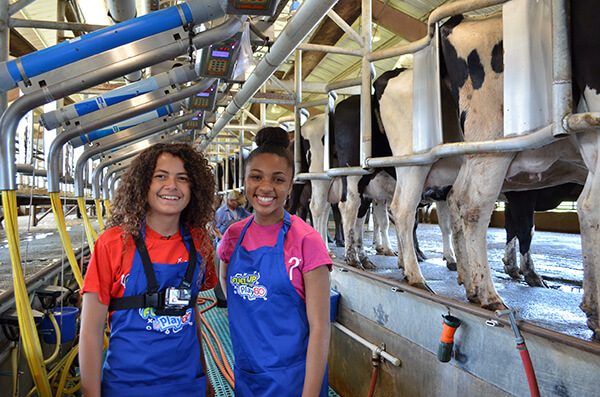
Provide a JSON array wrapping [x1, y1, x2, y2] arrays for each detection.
[[198, 289, 339, 397]]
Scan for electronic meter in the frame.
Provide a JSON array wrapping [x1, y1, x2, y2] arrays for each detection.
[[188, 79, 219, 111], [183, 112, 205, 130], [197, 32, 243, 80], [227, 0, 281, 16]]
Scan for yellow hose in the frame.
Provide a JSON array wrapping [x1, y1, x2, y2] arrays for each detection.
[[103, 199, 112, 219], [42, 312, 61, 365], [54, 344, 80, 397], [77, 196, 97, 252], [49, 192, 84, 288], [94, 198, 105, 232], [2, 190, 52, 396]]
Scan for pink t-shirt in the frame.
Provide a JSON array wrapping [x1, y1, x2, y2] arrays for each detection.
[[218, 215, 331, 301]]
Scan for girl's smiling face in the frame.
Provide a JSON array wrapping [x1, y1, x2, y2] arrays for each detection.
[[245, 153, 293, 225], [146, 153, 191, 221]]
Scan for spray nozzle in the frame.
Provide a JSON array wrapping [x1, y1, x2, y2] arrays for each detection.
[[437, 314, 461, 362]]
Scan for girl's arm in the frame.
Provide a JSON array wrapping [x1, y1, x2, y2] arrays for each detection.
[[195, 305, 215, 397], [80, 292, 109, 397], [219, 260, 229, 299], [302, 266, 331, 397]]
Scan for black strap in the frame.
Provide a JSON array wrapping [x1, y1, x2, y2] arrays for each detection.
[[108, 224, 200, 312]]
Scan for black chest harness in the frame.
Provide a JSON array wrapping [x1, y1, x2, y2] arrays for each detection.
[[108, 226, 199, 316]]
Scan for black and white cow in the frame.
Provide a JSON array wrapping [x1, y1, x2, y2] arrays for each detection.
[[375, 68, 463, 288], [438, 2, 600, 340]]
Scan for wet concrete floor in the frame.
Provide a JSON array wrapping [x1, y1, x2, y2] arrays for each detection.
[[327, 222, 592, 341], [0, 214, 95, 293]]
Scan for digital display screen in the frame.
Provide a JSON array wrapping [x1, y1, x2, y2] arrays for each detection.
[[197, 92, 210, 97], [211, 50, 230, 58]]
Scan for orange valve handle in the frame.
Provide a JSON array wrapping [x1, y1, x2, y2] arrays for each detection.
[[437, 314, 461, 362]]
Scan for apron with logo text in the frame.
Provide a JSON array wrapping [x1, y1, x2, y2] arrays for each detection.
[[101, 225, 207, 396], [227, 212, 328, 396]]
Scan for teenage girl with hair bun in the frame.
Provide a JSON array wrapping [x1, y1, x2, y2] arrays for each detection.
[[218, 127, 332, 396]]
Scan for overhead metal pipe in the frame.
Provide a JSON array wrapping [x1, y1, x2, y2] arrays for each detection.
[[92, 131, 187, 199], [16, 164, 46, 177], [199, 0, 340, 150], [8, 19, 107, 32], [74, 111, 198, 196], [0, 0, 228, 92], [107, 0, 138, 23], [41, 65, 199, 130], [104, 161, 132, 200], [0, 16, 244, 191], [109, 172, 125, 200], [47, 78, 215, 192], [70, 102, 182, 147]]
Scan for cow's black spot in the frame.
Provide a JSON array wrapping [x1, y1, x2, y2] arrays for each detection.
[[467, 50, 485, 89], [460, 110, 467, 132], [440, 35, 469, 107], [491, 41, 503, 74], [373, 68, 406, 102], [440, 15, 464, 38], [341, 176, 348, 203]]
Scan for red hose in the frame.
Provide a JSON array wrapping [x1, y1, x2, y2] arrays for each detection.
[[367, 366, 378, 397], [517, 343, 540, 397]]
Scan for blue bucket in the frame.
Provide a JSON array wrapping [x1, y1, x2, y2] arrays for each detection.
[[40, 307, 79, 344], [330, 289, 340, 322]]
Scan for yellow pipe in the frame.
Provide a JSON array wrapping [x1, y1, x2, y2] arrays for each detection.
[[94, 198, 105, 232], [103, 199, 112, 219], [2, 190, 52, 396], [42, 312, 61, 365], [49, 192, 84, 288], [77, 197, 97, 252], [54, 345, 80, 397]]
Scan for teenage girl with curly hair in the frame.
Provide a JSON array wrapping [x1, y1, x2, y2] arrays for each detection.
[[80, 142, 217, 397]]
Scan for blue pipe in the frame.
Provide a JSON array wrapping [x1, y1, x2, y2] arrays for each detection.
[[41, 65, 198, 130], [70, 102, 181, 147], [0, 0, 227, 92]]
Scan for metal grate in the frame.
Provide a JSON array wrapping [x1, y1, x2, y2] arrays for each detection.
[[199, 289, 340, 397]]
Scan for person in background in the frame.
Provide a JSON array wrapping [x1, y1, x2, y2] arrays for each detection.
[[218, 127, 332, 396], [213, 190, 251, 239], [80, 143, 217, 397]]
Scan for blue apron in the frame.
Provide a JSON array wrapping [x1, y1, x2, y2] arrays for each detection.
[[227, 212, 328, 396], [102, 225, 207, 396]]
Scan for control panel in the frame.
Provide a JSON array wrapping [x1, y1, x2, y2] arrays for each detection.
[[227, 0, 281, 16], [189, 80, 219, 111], [198, 33, 243, 80]]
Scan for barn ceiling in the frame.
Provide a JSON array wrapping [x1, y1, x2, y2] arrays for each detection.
[[5, 0, 500, 152]]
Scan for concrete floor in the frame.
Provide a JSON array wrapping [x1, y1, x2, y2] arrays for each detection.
[[327, 222, 591, 341]]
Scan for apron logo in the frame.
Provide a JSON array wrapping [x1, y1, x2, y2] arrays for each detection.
[[230, 271, 268, 301], [139, 307, 193, 334]]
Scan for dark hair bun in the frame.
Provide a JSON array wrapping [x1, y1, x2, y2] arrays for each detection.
[[255, 127, 290, 148]]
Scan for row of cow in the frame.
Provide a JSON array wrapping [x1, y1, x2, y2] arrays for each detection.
[[295, 3, 600, 339]]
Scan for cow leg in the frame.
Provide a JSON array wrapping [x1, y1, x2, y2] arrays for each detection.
[[502, 199, 520, 279], [435, 199, 456, 270], [332, 203, 345, 247], [339, 176, 370, 269], [413, 210, 428, 262], [355, 213, 376, 269], [578, 169, 600, 338], [310, 180, 332, 251], [390, 166, 432, 291], [448, 155, 511, 310], [373, 200, 396, 256]]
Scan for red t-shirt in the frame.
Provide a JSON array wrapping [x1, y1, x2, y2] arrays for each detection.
[[217, 215, 331, 301], [82, 224, 217, 307]]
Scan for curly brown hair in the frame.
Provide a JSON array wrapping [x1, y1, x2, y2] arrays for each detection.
[[108, 143, 216, 239]]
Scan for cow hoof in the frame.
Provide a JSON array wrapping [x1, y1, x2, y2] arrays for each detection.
[[336, 240, 345, 248], [416, 251, 428, 262], [482, 301, 507, 312], [502, 258, 520, 279], [411, 281, 435, 294], [328, 252, 337, 259], [446, 261, 457, 271], [360, 260, 377, 270], [523, 273, 548, 288]]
